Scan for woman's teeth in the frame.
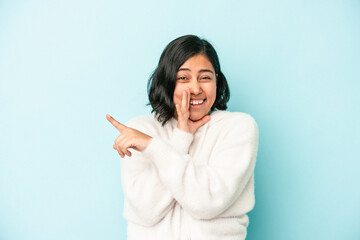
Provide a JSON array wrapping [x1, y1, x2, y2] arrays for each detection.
[[190, 99, 205, 105]]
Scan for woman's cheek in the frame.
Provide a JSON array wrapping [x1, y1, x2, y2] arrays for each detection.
[[174, 85, 186, 104], [173, 89, 183, 106]]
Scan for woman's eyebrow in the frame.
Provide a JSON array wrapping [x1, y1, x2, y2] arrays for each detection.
[[178, 68, 214, 74], [178, 68, 191, 72], [199, 69, 214, 74]]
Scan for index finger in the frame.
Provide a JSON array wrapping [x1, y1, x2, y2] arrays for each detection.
[[106, 114, 127, 132], [182, 88, 189, 110]]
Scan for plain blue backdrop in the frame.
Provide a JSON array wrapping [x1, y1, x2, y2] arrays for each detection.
[[1, 0, 359, 239]]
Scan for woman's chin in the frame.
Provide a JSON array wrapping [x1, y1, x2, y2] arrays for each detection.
[[189, 112, 206, 121]]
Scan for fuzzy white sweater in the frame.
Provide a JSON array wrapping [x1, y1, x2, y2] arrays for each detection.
[[121, 110, 259, 240]]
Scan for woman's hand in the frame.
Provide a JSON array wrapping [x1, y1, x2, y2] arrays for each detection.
[[175, 88, 211, 135], [106, 114, 152, 158]]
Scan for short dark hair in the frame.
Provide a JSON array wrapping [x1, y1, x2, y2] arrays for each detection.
[[147, 34, 230, 126]]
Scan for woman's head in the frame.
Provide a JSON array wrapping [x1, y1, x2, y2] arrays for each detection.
[[147, 34, 230, 125]]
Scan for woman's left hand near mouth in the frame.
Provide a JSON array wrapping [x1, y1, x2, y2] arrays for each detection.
[[106, 114, 152, 158], [175, 88, 211, 135]]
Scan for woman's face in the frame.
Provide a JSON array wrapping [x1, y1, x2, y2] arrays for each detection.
[[173, 54, 217, 121]]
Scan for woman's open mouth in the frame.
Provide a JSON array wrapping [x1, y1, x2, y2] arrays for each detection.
[[190, 98, 206, 109]]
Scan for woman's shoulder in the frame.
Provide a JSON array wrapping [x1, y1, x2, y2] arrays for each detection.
[[125, 113, 164, 134], [210, 110, 257, 127], [209, 110, 258, 138], [126, 114, 154, 125], [126, 113, 161, 125]]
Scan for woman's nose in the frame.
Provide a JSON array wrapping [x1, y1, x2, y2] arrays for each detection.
[[189, 80, 202, 95]]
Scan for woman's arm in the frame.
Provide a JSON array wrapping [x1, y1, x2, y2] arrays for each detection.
[[121, 148, 176, 226], [107, 114, 176, 227], [142, 115, 258, 220]]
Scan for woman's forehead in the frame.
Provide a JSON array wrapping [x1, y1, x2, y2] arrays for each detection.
[[178, 54, 215, 72]]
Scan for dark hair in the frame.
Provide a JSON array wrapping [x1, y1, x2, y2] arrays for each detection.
[[147, 34, 230, 126]]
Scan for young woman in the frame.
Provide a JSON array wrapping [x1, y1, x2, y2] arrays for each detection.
[[106, 35, 259, 240]]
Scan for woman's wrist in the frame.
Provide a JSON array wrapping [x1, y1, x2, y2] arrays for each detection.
[[177, 122, 191, 134], [170, 127, 194, 154]]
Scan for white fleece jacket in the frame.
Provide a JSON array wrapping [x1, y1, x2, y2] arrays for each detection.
[[121, 110, 259, 240]]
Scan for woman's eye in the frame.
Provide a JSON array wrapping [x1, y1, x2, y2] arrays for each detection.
[[177, 76, 187, 80], [201, 76, 211, 80]]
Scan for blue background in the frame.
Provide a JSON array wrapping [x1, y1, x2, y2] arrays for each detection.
[[1, 0, 359, 239]]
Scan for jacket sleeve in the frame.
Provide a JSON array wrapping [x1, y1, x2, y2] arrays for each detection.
[[141, 115, 259, 220], [121, 118, 178, 227], [121, 150, 175, 226]]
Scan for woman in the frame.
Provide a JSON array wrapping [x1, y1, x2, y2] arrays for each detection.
[[106, 35, 258, 240]]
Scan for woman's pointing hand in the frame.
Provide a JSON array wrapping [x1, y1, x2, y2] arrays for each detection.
[[106, 114, 152, 158]]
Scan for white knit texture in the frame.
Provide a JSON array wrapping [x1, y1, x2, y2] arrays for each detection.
[[121, 110, 259, 240]]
